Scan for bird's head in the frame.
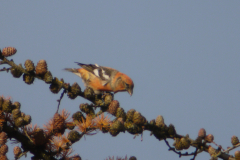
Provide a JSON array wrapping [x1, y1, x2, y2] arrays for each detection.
[[119, 73, 134, 96]]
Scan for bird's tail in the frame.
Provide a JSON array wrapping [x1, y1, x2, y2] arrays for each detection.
[[63, 68, 79, 73]]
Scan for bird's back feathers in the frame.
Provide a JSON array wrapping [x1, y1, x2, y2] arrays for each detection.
[[64, 62, 134, 95], [75, 62, 117, 81]]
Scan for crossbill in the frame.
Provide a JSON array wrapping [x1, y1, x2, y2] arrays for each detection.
[[64, 63, 134, 96]]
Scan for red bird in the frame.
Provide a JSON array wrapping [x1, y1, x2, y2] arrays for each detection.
[[64, 63, 134, 96]]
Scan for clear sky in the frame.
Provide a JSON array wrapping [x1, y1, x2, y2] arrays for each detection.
[[1, 1, 240, 160]]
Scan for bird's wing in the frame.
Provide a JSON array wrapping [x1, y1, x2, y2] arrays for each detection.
[[75, 62, 116, 85]]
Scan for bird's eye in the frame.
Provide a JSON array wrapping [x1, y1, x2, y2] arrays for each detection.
[[125, 83, 129, 88]]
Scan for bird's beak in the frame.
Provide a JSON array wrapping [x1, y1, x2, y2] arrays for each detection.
[[127, 88, 133, 96]]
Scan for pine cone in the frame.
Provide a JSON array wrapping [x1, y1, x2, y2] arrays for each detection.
[[2, 47, 17, 57], [12, 109, 21, 119], [124, 121, 142, 134], [53, 113, 65, 135], [104, 94, 113, 105], [132, 111, 146, 125], [155, 115, 165, 127], [180, 135, 190, 149], [168, 124, 176, 137], [231, 135, 239, 145], [43, 71, 53, 84], [0, 155, 8, 160], [109, 120, 124, 136], [14, 117, 24, 127], [13, 146, 22, 157], [208, 145, 217, 156], [173, 138, 183, 150], [0, 144, 8, 155], [0, 110, 5, 128], [23, 115, 31, 125], [35, 59, 47, 75], [68, 82, 81, 99], [205, 134, 214, 143], [0, 97, 3, 109], [129, 156, 137, 160], [126, 109, 136, 121], [0, 132, 7, 145], [68, 130, 82, 143], [198, 128, 206, 138], [108, 100, 119, 115], [24, 59, 35, 72], [115, 107, 126, 120], [32, 129, 46, 146], [10, 67, 22, 78], [23, 74, 35, 85], [72, 111, 85, 123], [72, 155, 82, 160], [12, 101, 21, 110], [235, 150, 240, 160], [2, 99, 12, 113]]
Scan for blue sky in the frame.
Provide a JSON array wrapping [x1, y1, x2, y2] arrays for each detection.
[[1, 1, 240, 160]]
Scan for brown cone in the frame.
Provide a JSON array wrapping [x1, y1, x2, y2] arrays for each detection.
[[235, 150, 240, 160], [14, 117, 24, 127], [53, 113, 65, 135], [13, 146, 22, 158], [2, 99, 12, 113], [124, 121, 142, 134], [32, 129, 46, 146], [0, 111, 5, 128], [23, 74, 35, 85], [174, 138, 183, 150], [231, 135, 239, 145], [205, 134, 214, 143], [0, 155, 8, 160], [43, 71, 53, 84], [12, 109, 21, 119], [115, 107, 126, 120], [108, 100, 119, 115], [180, 136, 190, 149], [104, 94, 113, 105], [208, 145, 217, 156], [132, 111, 147, 125], [11, 68, 22, 78], [68, 82, 81, 99], [72, 155, 82, 160], [0, 97, 3, 109], [198, 128, 206, 138], [2, 47, 17, 57], [126, 109, 136, 121], [23, 115, 32, 125], [155, 115, 165, 127], [24, 59, 35, 72], [12, 101, 21, 110], [68, 130, 82, 143], [109, 120, 124, 136], [35, 59, 47, 75], [0, 132, 7, 145], [0, 144, 8, 155]]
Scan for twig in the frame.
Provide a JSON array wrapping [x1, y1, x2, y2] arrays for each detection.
[[212, 141, 224, 151], [0, 67, 11, 72], [0, 61, 7, 65], [57, 89, 66, 113], [223, 143, 240, 153], [164, 139, 202, 157], [16, 151, 28, 160], [24, 129, 34, 144], [190, 148, 198, 160]]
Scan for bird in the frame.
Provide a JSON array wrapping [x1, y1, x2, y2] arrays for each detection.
[[64, 62, 134, 96]]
